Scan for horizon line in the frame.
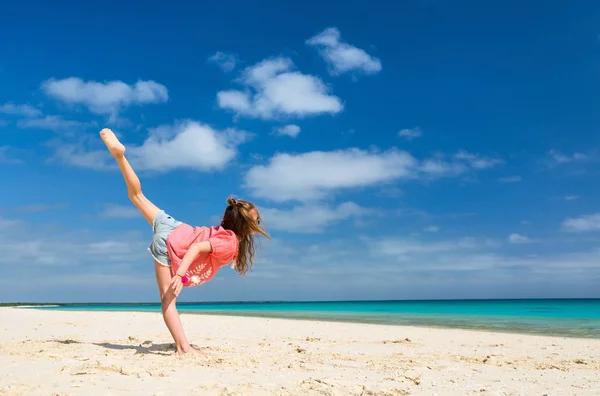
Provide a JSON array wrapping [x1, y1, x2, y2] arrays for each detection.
[[2, 297, 600, 306]]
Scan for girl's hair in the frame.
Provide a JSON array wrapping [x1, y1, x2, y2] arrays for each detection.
[[220, 197, 270, 276]]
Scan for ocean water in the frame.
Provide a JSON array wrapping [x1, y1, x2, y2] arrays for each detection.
[[25, 299, 600, 339]]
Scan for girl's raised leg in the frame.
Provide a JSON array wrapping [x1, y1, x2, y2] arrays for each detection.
[[100, 128, 160, 226]]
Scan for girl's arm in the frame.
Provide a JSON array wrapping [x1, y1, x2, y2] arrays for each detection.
[[174, 241, 213, 276]]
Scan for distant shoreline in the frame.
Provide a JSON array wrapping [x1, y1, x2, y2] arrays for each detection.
[[11, 299, 600, 339], [3, 297, 599, 306]]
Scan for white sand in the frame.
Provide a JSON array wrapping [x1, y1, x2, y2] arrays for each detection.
[[0, 307, 599, 395]]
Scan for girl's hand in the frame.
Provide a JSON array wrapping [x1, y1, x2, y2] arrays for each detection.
[[170, 275, 184, 297]]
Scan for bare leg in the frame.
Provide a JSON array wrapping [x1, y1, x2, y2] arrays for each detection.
[[155, 261, 204, 355], [101, 128, 201, 355], [100, 128, 160, 225]]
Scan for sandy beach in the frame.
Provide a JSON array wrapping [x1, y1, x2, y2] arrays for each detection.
[[0, 307, 599, 395]]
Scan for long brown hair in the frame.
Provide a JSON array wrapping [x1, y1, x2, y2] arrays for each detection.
[[220, 197, 270, 276]]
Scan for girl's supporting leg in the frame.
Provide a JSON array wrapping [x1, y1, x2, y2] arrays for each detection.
[[100, 128, 160, 226], [155, 261, 202, 355]]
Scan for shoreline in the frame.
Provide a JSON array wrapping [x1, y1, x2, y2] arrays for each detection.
[[3, 297, 599, 304], [20, 305, 600, 341], [1, 307, 599, 395]]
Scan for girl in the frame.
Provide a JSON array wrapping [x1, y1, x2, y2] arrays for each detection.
[[99, 128, 269, 355]]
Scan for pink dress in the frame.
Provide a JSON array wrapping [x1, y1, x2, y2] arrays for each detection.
[[166, 224, 238, 287]]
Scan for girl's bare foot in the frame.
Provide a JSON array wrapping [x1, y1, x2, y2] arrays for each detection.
[[178, 345, 208, 357], [100, 128, 126, 158]]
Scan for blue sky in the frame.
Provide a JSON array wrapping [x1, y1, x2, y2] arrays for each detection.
[[1, 0, 599, 303]]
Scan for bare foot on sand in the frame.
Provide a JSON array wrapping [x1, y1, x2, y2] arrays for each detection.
[[178, 345, 208, 357], [100, 128, 125, 157]]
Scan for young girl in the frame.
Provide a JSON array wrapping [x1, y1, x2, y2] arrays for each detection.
[[99, 128, 269, 355]]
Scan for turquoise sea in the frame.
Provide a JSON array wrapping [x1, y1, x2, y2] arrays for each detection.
[[22, 299, 600, 339]]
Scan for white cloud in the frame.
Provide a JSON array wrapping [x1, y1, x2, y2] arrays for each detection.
[[419, 158, 466, 177], [498, 175, 522, 183], [17, 115, 94, 131], [52, 142, 114, 171], [0, 215, 158, 301], [398, 127, 422, 141], [370, 237, 600, 274], [418, 150, 502, 178], [562, 213, 600, 232], [306, 27, 382, 76], [244, 148, 502, 202], [41, 77, 168, 119], [3, 219, 599, 301], [256, 233, 600, 301], [547, 150, 589, 165], [0, 216, 147, 269], [423, 225, 439, 232], [17, 203, 68, 213], [508, 233, 532, 244], [0, 102, 42, 118], [55, 120, 251, 172], [245, 148, 418, 202], [2, 209, 599, 301], [216, 57, 343, 119], [564, 195, 580, 201], [374, 236, 493, 258], [99, 204, 139, 219], [208, 51, 238, 72], [259, 202, 369, 233], [127, 121, 251, 172], [454, 150, 503, 169], [274, 124, 301, 138]]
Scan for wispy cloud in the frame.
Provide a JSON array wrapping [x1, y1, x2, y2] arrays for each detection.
[[0, 214, 157, 301], [564, 195, 580, 201], [273, 124, 301, 138], [454, 150, 503, 169], [0, 102, 42, 118], [99, 204, 139, 219], [508, 233, 532, 244], [0, 216, 148, 269], [16, 203, 68, 213], [562, 213, 600, 232], [423, 225, 440, 233], [542, 149, 596, 171], [295, 234, 596, 288], [0, 146, 23, 164], [208, 51, 238, 72], [17, 115, 95, 131], [306, 27, 382, 76], [374, 236, 494, 258], [398, 127, 422, 141], [548, 149, 588, 164], [498, 175, 522, 183], [259, 202, 370, 233], [216, 57, 343, 119]]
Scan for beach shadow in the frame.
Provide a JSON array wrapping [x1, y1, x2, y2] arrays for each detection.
[[94, 341, 176, 356], [50, 338, 176, 355]]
